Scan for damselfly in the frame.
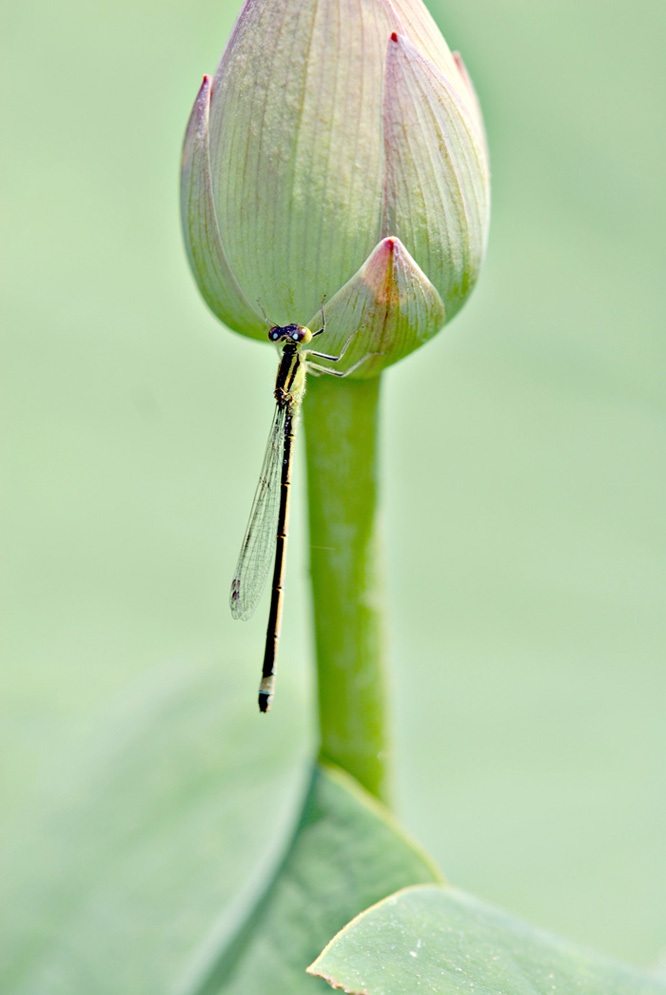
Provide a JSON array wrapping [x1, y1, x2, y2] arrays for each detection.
[[230, 318, 360, 712]]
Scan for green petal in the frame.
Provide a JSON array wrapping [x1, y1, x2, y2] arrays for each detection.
[[181, 764, 439, 994], [305, 236, 445, 380], [207, 0, 395, 325], [181, 75, 265, 339], [309, 885, 666, 995], [383, 32, 490, 322]]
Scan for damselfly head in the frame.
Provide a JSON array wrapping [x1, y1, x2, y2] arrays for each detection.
[[268, 324, 313, 347]]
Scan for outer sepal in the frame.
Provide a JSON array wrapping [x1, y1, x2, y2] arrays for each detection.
[[206, 0, 392, 326], [181, 75, 265, 339], [306, 237, 445, 380], [383, 32, 490, 326]]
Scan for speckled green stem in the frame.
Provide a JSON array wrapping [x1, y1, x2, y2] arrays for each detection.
[[303, 374, 391, 807]]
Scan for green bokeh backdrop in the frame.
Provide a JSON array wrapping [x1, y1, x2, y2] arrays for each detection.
[[2, 0, 665, 982]]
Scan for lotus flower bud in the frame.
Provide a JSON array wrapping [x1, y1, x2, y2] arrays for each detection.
[[181, 0, 490, 378]]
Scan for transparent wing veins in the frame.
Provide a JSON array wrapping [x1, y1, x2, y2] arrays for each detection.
[[230, 404, 286, 620]]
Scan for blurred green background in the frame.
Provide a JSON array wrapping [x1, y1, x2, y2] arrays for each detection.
[[2, 0, 665, 989]]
